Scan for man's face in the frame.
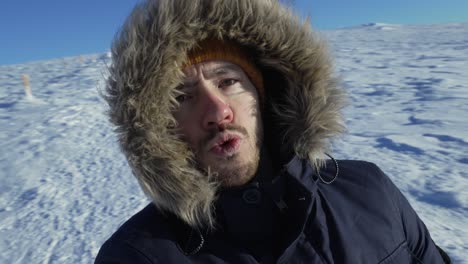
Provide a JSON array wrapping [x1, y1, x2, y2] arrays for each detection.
[[173, 60, 263, 187]]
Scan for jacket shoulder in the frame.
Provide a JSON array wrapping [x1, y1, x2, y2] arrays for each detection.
[[95, 204, 180, 263], [336, 159, 384, 175], [95, 238, 154, 264], [318, 159, 402, 220], [106, 204, 170, 241], [319, 159, 448, 263], [335, 159, 390, 185], [320, 159, 390, 189]]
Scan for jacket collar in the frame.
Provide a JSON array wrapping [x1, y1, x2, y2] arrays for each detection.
[[284, 155, 320, 191], [171, 155, 323, 256]]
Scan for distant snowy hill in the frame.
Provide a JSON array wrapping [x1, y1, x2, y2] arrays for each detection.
[[1, 23, 467, 263]]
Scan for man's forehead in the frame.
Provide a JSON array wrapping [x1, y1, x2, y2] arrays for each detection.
[[182, 60, 244, 79]]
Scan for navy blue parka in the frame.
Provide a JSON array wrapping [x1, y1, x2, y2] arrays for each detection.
[[96, 157, 449, 263]]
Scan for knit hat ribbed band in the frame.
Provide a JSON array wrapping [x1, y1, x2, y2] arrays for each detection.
[[186, 39, 264, 101]]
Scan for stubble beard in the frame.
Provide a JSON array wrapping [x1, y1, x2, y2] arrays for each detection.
[[211, 144, 260, 187], [196, 124, 263, 187]]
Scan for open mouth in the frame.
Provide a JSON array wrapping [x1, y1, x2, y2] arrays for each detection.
[[210, 134, 242, 156]]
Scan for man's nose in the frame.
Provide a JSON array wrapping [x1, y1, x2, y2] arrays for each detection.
[[201, 90, 234, 130]]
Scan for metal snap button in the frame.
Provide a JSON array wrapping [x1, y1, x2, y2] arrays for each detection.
[[242, 189, 261, 204]]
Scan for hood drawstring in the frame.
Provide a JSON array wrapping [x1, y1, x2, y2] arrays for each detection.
[[317, 153, 340, 184], [183, 228, 205, 256]]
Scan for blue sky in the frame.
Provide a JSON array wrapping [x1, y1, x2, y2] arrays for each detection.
[[1, 0, 467, 65]]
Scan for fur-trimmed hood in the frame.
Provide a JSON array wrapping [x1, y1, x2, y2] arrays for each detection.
[[105, 0, 346, 229]]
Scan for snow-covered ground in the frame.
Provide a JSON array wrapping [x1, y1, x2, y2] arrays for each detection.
[[1, 23, 467, 263]]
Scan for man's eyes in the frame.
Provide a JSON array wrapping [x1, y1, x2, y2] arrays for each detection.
[[218, 78, 238, 88], [176, 78, 240, 103], [175, 94, 191, 103]]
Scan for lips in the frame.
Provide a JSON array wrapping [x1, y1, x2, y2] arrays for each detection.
[[209, 134, 242, 157]]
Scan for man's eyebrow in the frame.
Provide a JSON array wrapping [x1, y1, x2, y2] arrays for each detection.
[[205, 64, 243, 78], [178, 64, 243, 90]]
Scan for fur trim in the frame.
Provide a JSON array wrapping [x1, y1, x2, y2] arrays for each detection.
[[105, 0, 346, 229]]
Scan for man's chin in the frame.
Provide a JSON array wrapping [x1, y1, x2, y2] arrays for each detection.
[[201, 159, 258, 187], [216, 168, 254, 187]]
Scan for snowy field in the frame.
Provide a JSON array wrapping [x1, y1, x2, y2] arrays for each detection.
[[1, 23, 467, 263]]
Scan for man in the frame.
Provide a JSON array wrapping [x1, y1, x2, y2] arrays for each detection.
[[96, 0, 450, 263]]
